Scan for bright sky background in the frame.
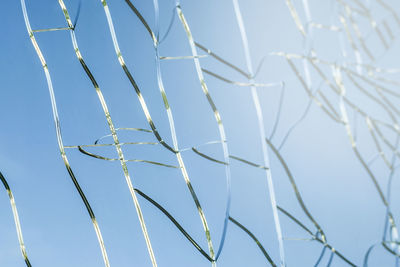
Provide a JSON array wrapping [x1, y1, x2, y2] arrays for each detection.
[[1, 0, 400, 266]]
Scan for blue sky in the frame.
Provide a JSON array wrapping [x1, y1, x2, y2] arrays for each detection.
[[1, 0, 400, 266]]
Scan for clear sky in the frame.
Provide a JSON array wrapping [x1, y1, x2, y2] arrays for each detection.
[[1, 0, 400, 266]]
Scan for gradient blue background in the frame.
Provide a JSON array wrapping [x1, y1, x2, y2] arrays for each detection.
[[1, 0, 400, 266]]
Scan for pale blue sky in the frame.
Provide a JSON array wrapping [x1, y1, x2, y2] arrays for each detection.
[[1, 0, 400, 266]]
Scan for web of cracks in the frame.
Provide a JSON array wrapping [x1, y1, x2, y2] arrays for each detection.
[[3, 0, 400, 266]]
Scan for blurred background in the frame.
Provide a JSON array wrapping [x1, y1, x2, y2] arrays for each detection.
[[1, 0, 400, 266]]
